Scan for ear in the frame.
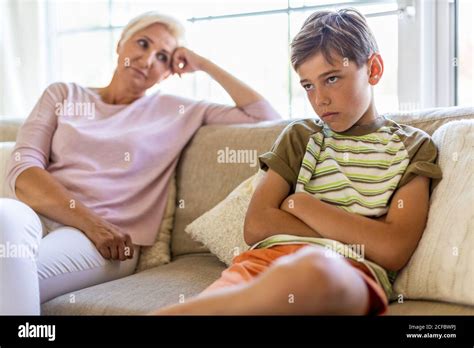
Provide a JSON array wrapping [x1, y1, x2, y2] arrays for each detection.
[[367, 53, 384, 85], [116, 40, 122, 55]]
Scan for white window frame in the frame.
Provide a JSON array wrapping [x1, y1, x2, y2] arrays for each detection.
[[397, 0, 456, 110]]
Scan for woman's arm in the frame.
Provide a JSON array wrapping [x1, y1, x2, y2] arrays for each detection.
[[171, 47, 265, 108], [14, 167, 134, 261], [199, 59, 263, 108], [15, 167, 101, 234]]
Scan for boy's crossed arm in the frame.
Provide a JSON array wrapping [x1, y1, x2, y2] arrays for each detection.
[[244, 169, 324, 245], [245, 169, 431, 273]]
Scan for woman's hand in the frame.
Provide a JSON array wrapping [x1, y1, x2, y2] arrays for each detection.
[[82, 218, 135, 261], [171, 47, 207, 76]]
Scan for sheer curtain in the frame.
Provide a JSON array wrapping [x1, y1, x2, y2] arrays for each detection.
[[0, 0, 49, 119]]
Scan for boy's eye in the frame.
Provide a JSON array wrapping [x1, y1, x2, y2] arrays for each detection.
[[302, 84, 314, 91], [327, 76, 339, 84], [156, 53, 168, 63], [137, 39, 148, 49]]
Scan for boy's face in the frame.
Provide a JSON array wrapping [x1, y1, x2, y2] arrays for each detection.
[[297, 51, 383, 132]]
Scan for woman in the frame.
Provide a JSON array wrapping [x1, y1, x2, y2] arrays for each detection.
[[0, 12, 280, 315]]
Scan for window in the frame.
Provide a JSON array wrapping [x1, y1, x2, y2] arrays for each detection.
[[47, 0, 402, 118], [456, 0, 473, 106]]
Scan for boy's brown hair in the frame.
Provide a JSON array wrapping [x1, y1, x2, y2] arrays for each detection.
[[290, 8, 379, 70]]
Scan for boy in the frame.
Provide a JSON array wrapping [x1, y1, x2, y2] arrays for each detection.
[[154, 8, 442, 316]]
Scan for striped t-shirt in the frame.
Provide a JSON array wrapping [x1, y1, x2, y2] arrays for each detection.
[[255, 116, 442, 299]]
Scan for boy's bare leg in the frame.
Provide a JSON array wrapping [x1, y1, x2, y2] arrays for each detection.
[[150, 246, 370, 315], [150, 282, 261, 315]]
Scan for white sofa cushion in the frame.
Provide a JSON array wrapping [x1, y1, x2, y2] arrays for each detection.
[[393, 120, 474, 305]]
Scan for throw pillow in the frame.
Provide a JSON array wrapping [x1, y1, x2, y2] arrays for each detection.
[[185, 170, 266, 266], [393, 120, 474, 305], [135, 175, 176, 272]]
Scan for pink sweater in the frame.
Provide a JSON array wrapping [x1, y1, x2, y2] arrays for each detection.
[[5, 82, 281, 245]]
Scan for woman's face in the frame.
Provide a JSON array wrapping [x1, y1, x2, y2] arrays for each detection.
[[116, 23, 178, 92]]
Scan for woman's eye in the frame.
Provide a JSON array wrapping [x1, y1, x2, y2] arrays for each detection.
[[303, 84, 314, 91], [156, 53, 168, 63], [137, 39, 148, 49], [327, 76, 339, 84]]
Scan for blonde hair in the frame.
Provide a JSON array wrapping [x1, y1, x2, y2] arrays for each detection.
[[118, 11, 186, 48], [291, 8, 379, 70]]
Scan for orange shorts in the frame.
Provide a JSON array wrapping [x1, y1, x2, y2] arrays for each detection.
[[201, 244, 388, 316]]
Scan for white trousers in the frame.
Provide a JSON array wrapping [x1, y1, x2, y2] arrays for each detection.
[[0, 198, 140, 315]]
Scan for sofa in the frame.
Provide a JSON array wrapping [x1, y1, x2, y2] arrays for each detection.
[[1, 106, 473, 315]]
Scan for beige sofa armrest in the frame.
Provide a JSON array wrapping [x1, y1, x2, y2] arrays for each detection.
[[0, 118, 24, 142], [0, 141, 16, 197]]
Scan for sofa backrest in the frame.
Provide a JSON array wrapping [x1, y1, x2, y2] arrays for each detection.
[[2, 108, 473, 258], [171, 106, 474, 258], [171, 120, 289, 256]]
